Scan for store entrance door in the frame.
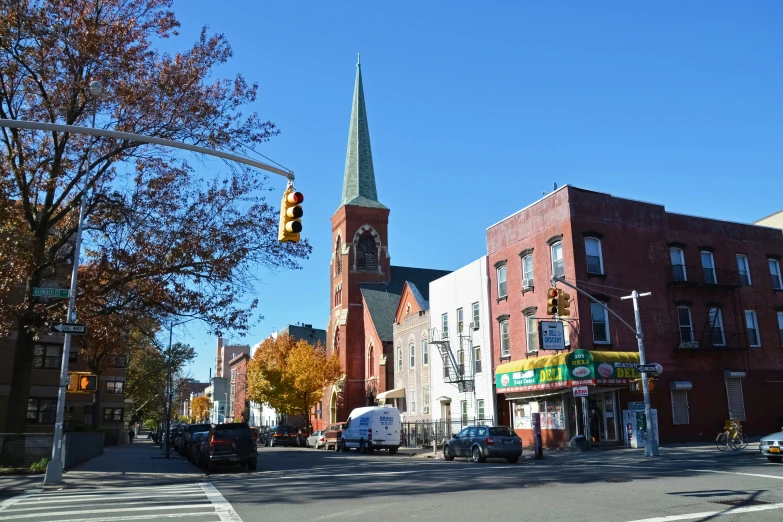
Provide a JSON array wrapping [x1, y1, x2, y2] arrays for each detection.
[[592, 391, 618, 442]]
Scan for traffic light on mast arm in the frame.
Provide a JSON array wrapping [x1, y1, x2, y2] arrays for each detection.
[[278, 187, 304, 243], [546, 288, 559, 315], [557, 290, 571, 317]]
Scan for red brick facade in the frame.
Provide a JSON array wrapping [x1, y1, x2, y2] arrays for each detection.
[[228, 354, 249, 422]]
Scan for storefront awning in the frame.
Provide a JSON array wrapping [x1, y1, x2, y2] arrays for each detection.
[[375, 387, 405, 401], [494, 349, 640, 394]]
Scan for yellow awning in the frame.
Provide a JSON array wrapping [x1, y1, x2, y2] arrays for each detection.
[[495, 350, 640, 375]]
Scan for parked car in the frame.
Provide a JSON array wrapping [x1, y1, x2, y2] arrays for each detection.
[[187, 431, 208, 463], [306, 430, 326, 449], [266, 425, 297, 447], [443, 426, 522, 463], [760, 428, 783, 463], [178, 423, 212, 454], [205, 422, 257, 472], [339, 406, 401, 454], [324, 423, 345, 450]]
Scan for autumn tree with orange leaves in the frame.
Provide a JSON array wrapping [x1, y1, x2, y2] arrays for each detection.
[[190, 395, 211, 423], [0, 0, 310, 432], [247, 335, 342, 429]]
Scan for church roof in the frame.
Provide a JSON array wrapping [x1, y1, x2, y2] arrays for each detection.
[[360, 266, 451, 342], [340, 55, 386, 210]]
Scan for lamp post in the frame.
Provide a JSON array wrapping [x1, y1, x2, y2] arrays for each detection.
[[44, 80, 102, 486]]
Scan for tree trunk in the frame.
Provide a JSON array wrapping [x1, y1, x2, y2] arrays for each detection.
[[4, 322, 38, 432]]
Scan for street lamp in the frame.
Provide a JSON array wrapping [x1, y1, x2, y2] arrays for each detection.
[[44, 80, 102, 486]]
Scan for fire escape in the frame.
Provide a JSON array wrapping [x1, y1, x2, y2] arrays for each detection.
[[430, 327, 474, 393]]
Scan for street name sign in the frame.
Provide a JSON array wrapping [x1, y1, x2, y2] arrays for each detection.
[[539, 321, 565, 350], [573, 386, 589, 397], [637, 363, 663, 375], [51, 322, 86, 335], [33, 287, 70, 298]]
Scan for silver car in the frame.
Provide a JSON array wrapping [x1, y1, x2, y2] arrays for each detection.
[[759, 429, 783, 463], [306, 430, 326, 449]]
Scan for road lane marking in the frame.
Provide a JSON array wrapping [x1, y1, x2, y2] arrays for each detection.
[[0, 504, 212, 520], [200, 482, 243, 522], [687, 469, 783, 480], [624, 502, 783, 522], [54, 515, 209, 522], [14, 491, 206, 504]]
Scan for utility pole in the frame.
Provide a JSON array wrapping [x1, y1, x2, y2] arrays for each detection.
[[164, 325, 173, 458]]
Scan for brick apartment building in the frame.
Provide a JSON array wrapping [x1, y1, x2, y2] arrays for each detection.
[[489, 186, 783, 447], [229, 353, 250, 422]]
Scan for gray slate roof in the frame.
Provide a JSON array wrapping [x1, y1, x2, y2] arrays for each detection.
[[340, 59, 386, 210], [360, 266, 451, 342]]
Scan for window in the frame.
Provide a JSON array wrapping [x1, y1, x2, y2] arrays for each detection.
[[477, 399, 485, 420], [670, 247, 686, 282], [461, 401, 468, 424], [356, 234, 377, 272], [474, 346, 482, 374], [68, 351, 77, 363], [551, 242, 564, 278], [396, 346, 403, 372], [457, 308, 464, 334], [522, 255, 534, 286], [591, 302, 609, 343], [112, 355, 127, 368], [409, 342, 415, 369], [678, 307, 694, 345], [32, 344, 61, 370], [563, 321, 570, 347], [422, 340, 429, 366], [709, 308, 725, 346], [500, 320, 510, 357], [745, 311, 760, 347], [701, 251, 716, 284], [778, 311, 783, 347], [736, 255, 751, 286], [671, 391, 690, 425], [423, 387, 430, 414], [472, 302, 480, 329], [442, 313, 449, 338], [525, 314, 538, 353], [103, 407, 124, 422], [457, 349, 465, 376], [335, 236, 342, 275], [770, 259, 783, 290], [585, 237, 603, 274], [27, 398, 56, 424], [497, 265, 507, 298], [725, 378, 746, 421], [409, 391, 416, 414], [368, 345, 375, 377], [106, 381, 125, 394]]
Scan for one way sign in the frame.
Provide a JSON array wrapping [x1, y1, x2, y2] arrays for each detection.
[[51, 322, 87, 335]]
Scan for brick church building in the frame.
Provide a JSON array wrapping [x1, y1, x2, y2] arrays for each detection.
[[320, 59, 448, 428]]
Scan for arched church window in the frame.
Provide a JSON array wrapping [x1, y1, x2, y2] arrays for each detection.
[[335, 237, 342, 276], [333, 327, 340, 357], [356, 234, 377, 272], [368, 344, 375, 378]]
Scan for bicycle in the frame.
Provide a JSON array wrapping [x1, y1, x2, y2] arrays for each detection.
[[716, 419, 748, 451]]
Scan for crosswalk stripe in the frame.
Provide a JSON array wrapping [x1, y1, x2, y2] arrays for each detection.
[[15, 492, 207, 505], [51, 515, 216, 522], [5, 499, 213, 513], [200, 483, 243, 522], [0, 503, 216, 520]]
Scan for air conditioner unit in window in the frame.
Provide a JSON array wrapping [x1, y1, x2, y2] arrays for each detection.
[[522, 278, 534, 289], [470, 321, 479, 330]]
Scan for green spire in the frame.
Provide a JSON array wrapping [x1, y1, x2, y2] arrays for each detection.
[[340, 54, 386, 209]]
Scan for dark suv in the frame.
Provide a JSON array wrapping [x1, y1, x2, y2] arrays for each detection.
[[206, 422, 258, 472], [177, 423, 212, 454], [266, 425, 297, 447]]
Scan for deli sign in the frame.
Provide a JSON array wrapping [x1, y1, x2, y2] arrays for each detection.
[[495, 349, 640, 393]]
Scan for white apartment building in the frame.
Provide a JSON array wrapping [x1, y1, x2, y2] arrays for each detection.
[[428, 257, 495, 427]]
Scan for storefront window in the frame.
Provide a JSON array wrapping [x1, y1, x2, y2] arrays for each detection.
[[512, 398, 565, 430]]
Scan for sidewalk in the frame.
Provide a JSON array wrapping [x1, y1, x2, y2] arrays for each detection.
[[0, 438, 204, 495]]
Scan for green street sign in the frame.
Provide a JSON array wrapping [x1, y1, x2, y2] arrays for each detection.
[[32, 287, 70, 299]]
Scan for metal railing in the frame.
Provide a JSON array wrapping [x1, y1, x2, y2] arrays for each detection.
[[400, 417, 493, 448], [675, 330, 748, 350], [667, 264, 741, 287], [0, 433, 53, 468]]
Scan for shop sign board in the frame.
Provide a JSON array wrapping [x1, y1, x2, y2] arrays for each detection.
[[495, 349, 641, 393], [539, 321, 565, 351], [572, 386, 589, 397]]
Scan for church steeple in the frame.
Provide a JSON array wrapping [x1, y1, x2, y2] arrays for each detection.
[[340, 54, 386, 209]]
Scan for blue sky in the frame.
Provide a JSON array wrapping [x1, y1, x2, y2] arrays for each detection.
[[159, 1, 783, 382]]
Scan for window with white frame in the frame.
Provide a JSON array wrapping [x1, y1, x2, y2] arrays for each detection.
[[770, 259, 783, 290], [497, 265, 507, 298], [461, 400, 468, 423], [477, 399, 485, 420], [500, 320, 510, 357], [409, 342, 415, 368], [423, 387, 430, 414], [442, 313, 449, 338], [591, 302, 609, 343], [563, 321, 570, 346], [701, 251, 716, 284], [778, 311, 783, 347], [551, 242, 564, 278], [457, 349, 465, 376], [457, 308, 464, 334], [670, 247, 687, 282], [670, 390, 690, 425], [678, 306, 694, 345], [745, 310, 760, 347], [409, 390, 416, 414], [585, 237, 603, 274], [709, 308, 726, 346], [396, 345, 403, 372], [422, 340, 429, 366], [474, 346, 482, 374], [525, 314, 538, 353], [522, 255, 534, 287], [736, 255, 751, 286], [472, 302, 480, 328]]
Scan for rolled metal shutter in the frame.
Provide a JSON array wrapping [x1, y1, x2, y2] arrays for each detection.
[[724, 378, 746, 421], [670, 390, 690, 425]]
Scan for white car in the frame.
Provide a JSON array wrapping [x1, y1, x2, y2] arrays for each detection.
[[338, 406, 400, 454], [306, 430, 326, 449], [759, 429, 783, 463]]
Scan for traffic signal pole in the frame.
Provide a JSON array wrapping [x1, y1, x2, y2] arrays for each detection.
[[552, 277, 658, 457]]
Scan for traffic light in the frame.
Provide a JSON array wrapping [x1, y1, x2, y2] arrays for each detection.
[[67, 372, 77, 392], [546, 288, 559, 315], [78, 374, 97, 392], [278, 187, 304, 243], [557, 290, 571, 317]]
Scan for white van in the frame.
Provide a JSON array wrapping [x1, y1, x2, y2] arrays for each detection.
[[338, 406, 401, 454]]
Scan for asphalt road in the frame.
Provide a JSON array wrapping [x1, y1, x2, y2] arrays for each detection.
[[209, 445, 783, 522]]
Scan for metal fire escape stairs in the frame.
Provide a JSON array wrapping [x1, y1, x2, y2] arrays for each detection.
[[431, 327, 475, 393], [697, 267, 746, 350]]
